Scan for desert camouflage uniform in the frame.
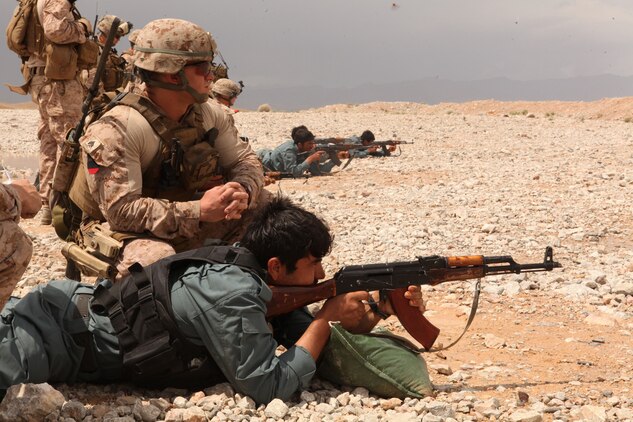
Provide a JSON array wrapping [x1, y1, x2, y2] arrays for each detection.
[[0, 185, 33, 308], [208, 97, 237, 126], [26, 0, 89, 208], [77, 88, 266, 278]]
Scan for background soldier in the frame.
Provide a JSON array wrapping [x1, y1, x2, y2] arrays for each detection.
[[258, 125, 344, 177], [348, 130, 392, 158], [86, 15, 133, 95], [67, 19, 266, 280], [120, 29, 140, 89], [0, 178, 41, 307], [210, 78, 242, 109], [21, 0, 93, 225]]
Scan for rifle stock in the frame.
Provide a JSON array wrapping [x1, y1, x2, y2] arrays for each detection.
[[388, 287, 440, 350], [266, 247, 561, 350]]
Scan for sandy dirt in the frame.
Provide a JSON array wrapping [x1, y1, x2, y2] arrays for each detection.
[[1, 97, 632, 419]]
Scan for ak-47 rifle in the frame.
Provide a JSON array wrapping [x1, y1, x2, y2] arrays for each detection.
[[263, 171, 307, 186], [297, 143, 360, 168], [267, 247, 561, 351], [366, 140, 414, 156], [314, 137, 350, 145]]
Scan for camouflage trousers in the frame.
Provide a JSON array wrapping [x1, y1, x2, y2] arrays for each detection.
[[30, 74, 84, 206], [0, 221, 33, 308], [114, 189, 273, 280]]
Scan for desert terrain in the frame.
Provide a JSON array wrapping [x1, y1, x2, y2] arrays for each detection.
[[1, 98, 632, 421]]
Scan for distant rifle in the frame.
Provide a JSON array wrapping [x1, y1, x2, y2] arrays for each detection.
[[92, 14, 99, 41], [267, 247, 561, 351], [263, 171, 309, 186], [297, 143, 360, 168], [314, 137, 350, 145], [367, 139, 414, 156], [265, 171, 298, 180]]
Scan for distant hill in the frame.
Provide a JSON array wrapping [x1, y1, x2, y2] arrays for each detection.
[[2, 74, 633, 112], [237, 74, 633, 111]]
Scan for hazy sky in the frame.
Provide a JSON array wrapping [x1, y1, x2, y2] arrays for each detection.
[[2, 0, 633, 102]]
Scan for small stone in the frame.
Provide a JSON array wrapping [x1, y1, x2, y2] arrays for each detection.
[[264, 398, 289, 419], [61, 400, 87, 421], [0, 383, 65, 422], [172, 396, 188, 408], [509, 409, 543, 422], [380, 398, 402, 410], [300, 391, 316, 403], [484, 333, 506, 349]]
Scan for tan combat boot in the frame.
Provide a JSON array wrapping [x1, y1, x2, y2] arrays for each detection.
[[40, 205, 52, 225]]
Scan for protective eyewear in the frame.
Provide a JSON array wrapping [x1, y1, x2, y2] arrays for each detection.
[[185, 61, 216, 78]]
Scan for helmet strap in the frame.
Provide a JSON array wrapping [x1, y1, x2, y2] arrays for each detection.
[[139, 69, 209, 103]]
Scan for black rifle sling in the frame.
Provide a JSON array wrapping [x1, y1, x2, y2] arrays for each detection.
[[428, 279, 481, 352]]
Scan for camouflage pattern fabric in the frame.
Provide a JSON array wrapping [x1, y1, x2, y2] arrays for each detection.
[[0, 186, 33, 308], [76, 88, 264, 277], [30, 75, 84, 206], [26, 0, 89, 206], [211, 78, 241, 98], [114, 189, 272, 281]]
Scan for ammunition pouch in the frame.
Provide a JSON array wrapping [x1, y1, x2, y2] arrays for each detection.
[[77, 39, 99, 70], [180, 140, 220, 191], [44, 43, 78, 80], [102, 52, 126, 92]]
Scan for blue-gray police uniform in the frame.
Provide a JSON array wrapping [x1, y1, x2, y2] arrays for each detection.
[[348, 136, 386, 158], [0, 262, 316, 404], [258, 140, 337, 176]]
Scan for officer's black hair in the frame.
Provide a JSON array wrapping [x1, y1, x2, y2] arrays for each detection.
[[290, 125, 308, 142], [360, 130, 375, 143], [292, 128, 315, 146], [240, 195, 333, 273]]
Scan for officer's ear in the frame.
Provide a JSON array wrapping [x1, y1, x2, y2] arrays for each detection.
[[164, 73, 182, 84], [267, 257, 283, 282]]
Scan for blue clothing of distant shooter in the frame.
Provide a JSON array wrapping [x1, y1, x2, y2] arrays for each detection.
[[258, 140, 338, 176], [348, 135, 387, 158]]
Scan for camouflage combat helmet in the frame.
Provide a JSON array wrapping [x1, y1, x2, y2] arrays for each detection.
[[98, 15, 132, 37], [128, 29, 140, 47], [133, 19, 216, 74], [212, 78, 242, 99], [133, 19, 217, 103]]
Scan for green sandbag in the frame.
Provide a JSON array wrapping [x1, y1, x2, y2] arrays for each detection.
[[317, 324, 434, 399]]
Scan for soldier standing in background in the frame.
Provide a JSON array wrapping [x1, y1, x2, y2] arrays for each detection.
[[120, 29, 140, 89], [22, 0, 94, 225], [67, 19, 266, 281], [0, 178, 41, 307], [85, 15, 132, 96]]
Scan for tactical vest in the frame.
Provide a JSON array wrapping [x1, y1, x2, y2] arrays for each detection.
[[31, 2, 97, 80], [101, 47, 126, 92], [69, 92, 221, 221], [91, 242, 266, 388]]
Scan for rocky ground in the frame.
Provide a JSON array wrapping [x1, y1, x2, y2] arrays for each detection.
[[1, 98, 632, 421]]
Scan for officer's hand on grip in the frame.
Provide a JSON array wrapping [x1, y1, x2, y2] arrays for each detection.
[[315, 291, 369, 332]]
